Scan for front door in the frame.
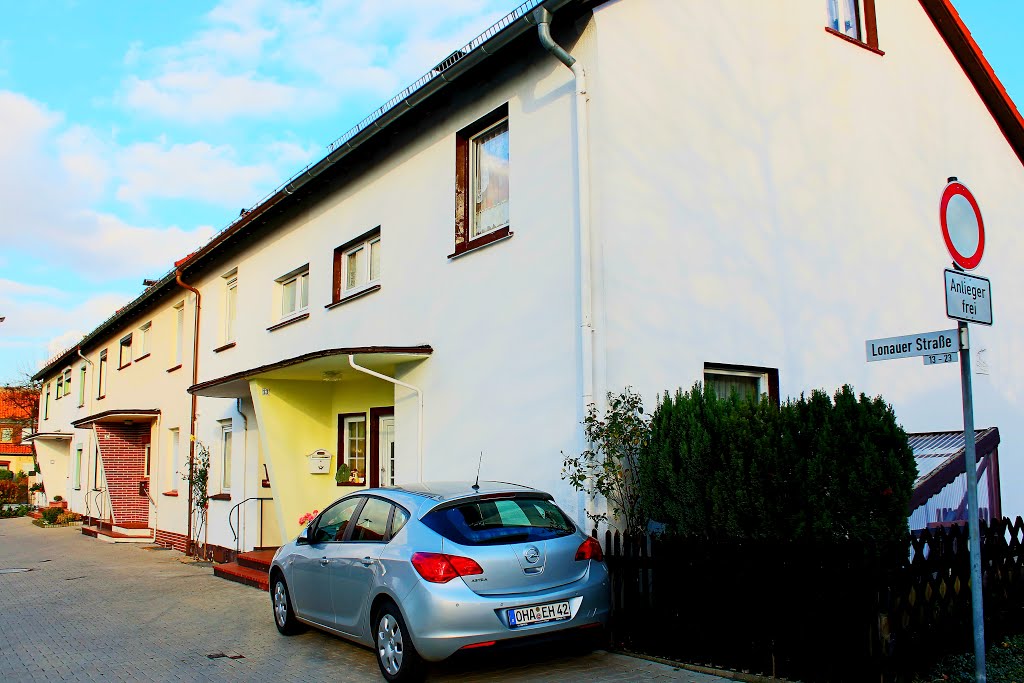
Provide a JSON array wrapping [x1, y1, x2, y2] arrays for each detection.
[[369, 408, 395, 488]]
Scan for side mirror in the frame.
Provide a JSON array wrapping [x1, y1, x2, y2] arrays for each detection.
[[297, 526, 310, 545]]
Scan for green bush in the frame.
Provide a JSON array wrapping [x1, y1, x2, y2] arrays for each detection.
[[0, 469, 12, 481], [0, 504, 32, 518], [40, 506, 62, 524], [640, 383, 916, 545]]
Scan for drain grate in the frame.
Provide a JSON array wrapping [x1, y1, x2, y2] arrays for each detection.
[[0, 568, 33, 574]]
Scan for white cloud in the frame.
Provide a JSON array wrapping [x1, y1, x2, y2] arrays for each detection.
[[118, 0, 523, 124], [113, 139, 278, 207]]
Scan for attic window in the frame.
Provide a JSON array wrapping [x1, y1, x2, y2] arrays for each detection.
[[825, 0, 881, 54]]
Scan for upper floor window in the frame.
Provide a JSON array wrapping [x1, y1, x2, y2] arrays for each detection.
[[97, 350, 108, 398], [331, 228, 381, 305], [62, 368, 71, 397], [452, 104, 512, 257], [223, 271, 238, 343], [56, 373, 65, 400], [137, 321, 152, 359], [0, 427, 13, 443], [825, 0, 879, 51], [119, 334, 133, 369], [277, 266, 310, 319], [173, 301, 185, 364], [43, 383, 51, 419], [77, 365, 86, 406]]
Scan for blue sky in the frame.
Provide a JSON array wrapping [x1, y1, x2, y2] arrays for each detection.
[[0, 0, 1022, 382]]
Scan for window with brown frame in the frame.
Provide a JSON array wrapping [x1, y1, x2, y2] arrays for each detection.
[[118, 334, 132, 369], [704, 363, 780, 407], [330, 227, 381, 306], [451, 103, 511, 258], [825, 0, 880, 53]]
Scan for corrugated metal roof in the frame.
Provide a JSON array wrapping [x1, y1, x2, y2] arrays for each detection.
[[908, 429, 995, 487]]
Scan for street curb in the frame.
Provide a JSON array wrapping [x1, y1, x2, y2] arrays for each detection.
[[612, 649, 798, 683]]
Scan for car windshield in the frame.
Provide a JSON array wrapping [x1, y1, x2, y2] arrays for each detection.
[[422, 497, 575, 546]]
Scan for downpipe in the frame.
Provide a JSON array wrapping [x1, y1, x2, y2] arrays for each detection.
[[529, 7, 598, 525], [175, 269, 201, 553]]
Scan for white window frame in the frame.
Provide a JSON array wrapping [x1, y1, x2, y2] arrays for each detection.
[[44, 382, 51, 419], [343, 237, 381, 296], [97, 350, 107, 398], [119, 334, 133, 368], [174, 301, 185, 364], [827, 0, 862, 40], [137, 321, 152, 358], [343, 415, 367, 484], [469, 117, 510, 239], [78, 365, 87, 407], [219, 420, 232, 492], [704, 368, 769, 401], [276, 266, 310, 321], [223, 270, 238, 343], [56, 375, 64, 400], [74, 446, 83, 490], [144, 444, 152, 478], [169, 428, 181, 487]]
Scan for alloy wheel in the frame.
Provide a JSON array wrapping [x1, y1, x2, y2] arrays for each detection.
[[377, 613, 404, 676], [274, 581, 288, 627]]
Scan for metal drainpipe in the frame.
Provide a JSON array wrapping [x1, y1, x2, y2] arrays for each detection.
[[529, 7, 598, 520], [236, 398, 248, 551], [347, 355, 424, 482], [175, 269, 201, 551]]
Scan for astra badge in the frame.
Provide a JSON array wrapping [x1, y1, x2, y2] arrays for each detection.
[[523, 546, 541, 564]]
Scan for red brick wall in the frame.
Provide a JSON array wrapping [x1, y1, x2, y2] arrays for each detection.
[[154, 528, 189, 553], [94, 424, 150, 526]]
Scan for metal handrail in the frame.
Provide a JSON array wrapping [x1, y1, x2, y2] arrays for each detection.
[[229, 497, 273, 556]]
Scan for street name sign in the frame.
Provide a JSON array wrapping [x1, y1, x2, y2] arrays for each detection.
[[944, 269, 992, 326], [865, 329, 958, 362]]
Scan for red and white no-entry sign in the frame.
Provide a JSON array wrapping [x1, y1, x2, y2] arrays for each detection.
[[940, 181, 985, 270]]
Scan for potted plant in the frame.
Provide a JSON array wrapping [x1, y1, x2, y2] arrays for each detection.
[[335, 462, 351, 485]]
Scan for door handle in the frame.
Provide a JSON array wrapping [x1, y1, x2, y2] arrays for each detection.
[[360, 556, 375, 567], [320, 557, 328, 567]]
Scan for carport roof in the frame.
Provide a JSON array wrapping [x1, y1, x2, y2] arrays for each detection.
[[908, 427, 1000, 511], [188, 345, 433, 399]]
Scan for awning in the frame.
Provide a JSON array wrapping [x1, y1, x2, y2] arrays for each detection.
[[188, 345, 433, 398], [71, 409, 161, 429], [21, 432, 74, 442], [909, 427, 1000, 511]]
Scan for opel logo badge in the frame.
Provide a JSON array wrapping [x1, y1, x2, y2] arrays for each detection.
[[524, 546, 540, 564]]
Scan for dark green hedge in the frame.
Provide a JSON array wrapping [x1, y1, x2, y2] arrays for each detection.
[[640, 383, 916, 545]]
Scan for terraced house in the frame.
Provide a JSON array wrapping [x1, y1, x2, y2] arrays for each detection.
[[32, 0, 1024, 570]]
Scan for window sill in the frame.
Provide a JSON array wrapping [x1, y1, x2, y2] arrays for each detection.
[[326, 284, 381, 310], [209, 493, 231, 501], [266, 312, 309, 332], [134, 353, 150, 363], [97, 395, 106, 401], [166, 364, 183, 373], [448, 227, 513, 259], [336, 482, 367, 487], [162, 490, 179, 497], [117, 363, 131, 371], [213, 341, 237, 353], [824, 27, 884, 55]]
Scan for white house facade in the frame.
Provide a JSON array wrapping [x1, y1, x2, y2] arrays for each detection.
[[32, 0, 1024, 561]]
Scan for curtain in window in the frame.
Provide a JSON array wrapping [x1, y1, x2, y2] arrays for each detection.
[[473, 122, 510, 236], [705, 373, 760, 402]]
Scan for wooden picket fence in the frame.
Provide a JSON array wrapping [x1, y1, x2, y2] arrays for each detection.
[[598, 516, 1024, 682]]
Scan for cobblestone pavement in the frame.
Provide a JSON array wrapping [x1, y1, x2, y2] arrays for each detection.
[[0, 518, 728, 682]]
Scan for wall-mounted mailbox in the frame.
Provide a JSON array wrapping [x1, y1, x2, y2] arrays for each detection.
[[307, 449, 333, 474]]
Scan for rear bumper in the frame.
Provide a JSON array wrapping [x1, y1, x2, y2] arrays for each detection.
[[400, 562, 610, 661]]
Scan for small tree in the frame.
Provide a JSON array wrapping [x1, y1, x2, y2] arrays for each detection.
[[182, 438, 210, 560], [562, 388, 649, 536]]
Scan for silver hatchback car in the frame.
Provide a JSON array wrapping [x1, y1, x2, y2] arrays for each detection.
[[269, 481, 610, 681]]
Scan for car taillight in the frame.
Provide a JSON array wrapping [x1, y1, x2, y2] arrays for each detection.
[[410, 552, 484, 583], [575, 537, 603, 562]]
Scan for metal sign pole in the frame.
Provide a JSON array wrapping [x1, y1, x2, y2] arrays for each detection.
[[958, 319, 987, 683]]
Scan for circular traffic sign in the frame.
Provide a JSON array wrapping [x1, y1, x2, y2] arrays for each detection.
[[940, 181, 985, 270]]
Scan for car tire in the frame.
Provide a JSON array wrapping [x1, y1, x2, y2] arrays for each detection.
[[374, 601, 425, 683], [271, 575, 305, 636]]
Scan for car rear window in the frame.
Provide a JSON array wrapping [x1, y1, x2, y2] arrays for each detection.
[[422, 497, 575, 546]]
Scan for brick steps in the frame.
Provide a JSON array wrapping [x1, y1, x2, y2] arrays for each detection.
[[213, 562, 270, 591], [213, 549, 277, 591]]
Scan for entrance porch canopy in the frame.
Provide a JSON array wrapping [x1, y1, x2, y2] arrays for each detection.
[[187, 345, 433, 398]]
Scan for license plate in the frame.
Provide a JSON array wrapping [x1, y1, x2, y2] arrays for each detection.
[[507, 600, 571, 628]]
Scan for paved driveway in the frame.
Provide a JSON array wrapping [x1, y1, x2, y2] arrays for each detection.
[[0, 518, 726, 682]]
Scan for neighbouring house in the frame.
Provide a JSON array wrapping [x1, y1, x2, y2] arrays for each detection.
[[31, 0, 1022, 565], [0, 387, 39, 477]]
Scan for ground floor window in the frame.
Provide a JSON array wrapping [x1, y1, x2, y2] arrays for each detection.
[[219, 421, 232, 491], [704, 363, 780, 405], [74, 447, 83, 490], [340, 415, 367, 485]]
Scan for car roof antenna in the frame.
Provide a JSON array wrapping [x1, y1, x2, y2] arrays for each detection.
[[472, 452, 483, 491]]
